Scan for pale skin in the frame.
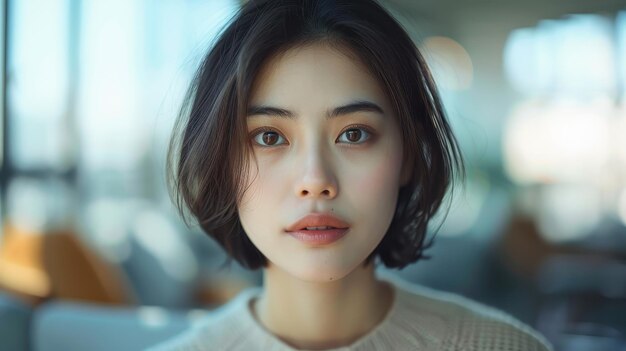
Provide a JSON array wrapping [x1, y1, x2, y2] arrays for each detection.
[[237, 42, 412, 350]]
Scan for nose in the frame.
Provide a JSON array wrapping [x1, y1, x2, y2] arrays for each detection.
[[294, 148, 338, 199]]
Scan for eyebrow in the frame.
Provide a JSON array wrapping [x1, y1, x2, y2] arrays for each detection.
[[246, 100, 385, 120]]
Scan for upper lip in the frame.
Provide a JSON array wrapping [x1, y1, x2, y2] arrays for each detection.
[[285, 213, 350, 232]]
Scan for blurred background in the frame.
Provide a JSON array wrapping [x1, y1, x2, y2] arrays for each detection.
[[0, 0, 625, 350]]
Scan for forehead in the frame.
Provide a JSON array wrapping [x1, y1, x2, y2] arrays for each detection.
[[248, 43, 389, 110]]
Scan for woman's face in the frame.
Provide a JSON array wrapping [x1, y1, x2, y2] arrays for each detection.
[[238, 43, 409, 282]]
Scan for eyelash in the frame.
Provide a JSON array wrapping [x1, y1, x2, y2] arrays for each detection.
[[249, 124, 376, 148]]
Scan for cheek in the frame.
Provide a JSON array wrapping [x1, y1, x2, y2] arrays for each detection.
[[355, 162, 398, 190], [241, 156, 285, 198], [350, 139, 403, 195], [237, 160, 262, 219], [351, 158, 401, 206], [348, 139, 404, 218], [237, 156, 286, 224]]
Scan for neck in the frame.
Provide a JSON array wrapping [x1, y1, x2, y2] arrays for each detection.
[[250, 261, 394, 350]]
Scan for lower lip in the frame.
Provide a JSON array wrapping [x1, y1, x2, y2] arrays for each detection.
[[287, 228, 349, 245]]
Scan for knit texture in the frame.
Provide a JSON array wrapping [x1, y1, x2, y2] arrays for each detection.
[[146, 273, 553, 351]]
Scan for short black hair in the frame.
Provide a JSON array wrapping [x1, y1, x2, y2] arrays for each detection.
[[167, 0, 465, 270]]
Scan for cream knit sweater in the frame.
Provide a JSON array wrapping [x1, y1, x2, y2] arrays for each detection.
[[147, 273, 553, 350]]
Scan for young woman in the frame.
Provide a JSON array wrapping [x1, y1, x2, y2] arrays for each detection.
[[150, 0, 553, 349]]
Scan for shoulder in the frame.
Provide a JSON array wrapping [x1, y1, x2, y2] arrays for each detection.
[[439, 294, 553, 351], [383, 274, 554, 351], [144, 288, 261, 351]]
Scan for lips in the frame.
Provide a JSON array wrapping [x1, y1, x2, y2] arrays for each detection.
[[285, 213, 350, 232]]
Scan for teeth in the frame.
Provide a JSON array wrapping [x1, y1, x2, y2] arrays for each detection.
[[305, 226, 334, 230]]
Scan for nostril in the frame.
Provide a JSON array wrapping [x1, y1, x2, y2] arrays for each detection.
[[299, 189, 333, 196]]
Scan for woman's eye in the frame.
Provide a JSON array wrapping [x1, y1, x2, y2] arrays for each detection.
[[337, 127, 372, 144], [252, 129, 287, 147], [251, 125, 373, 148]]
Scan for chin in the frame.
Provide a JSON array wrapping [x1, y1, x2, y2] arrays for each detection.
[[279, 257, 365, 283]]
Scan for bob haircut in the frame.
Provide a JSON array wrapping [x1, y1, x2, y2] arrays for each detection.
[[167, 0, 464, 270]]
